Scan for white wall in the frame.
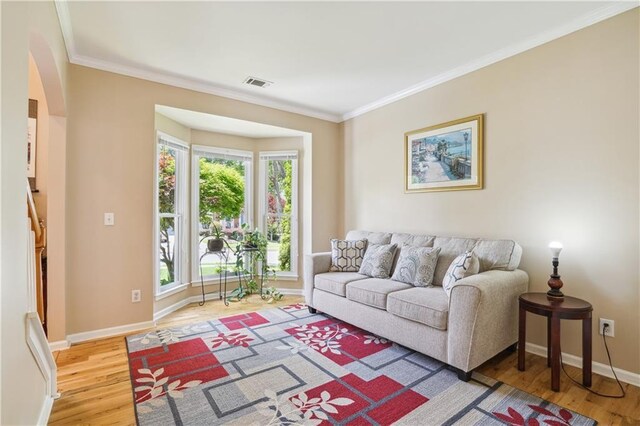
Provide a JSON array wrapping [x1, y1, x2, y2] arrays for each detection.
[[1, 3, 48, 424]]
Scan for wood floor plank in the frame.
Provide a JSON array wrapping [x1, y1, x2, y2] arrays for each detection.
[[49, 296, 640, 425]]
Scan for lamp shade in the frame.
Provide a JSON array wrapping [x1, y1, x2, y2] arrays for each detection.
[[548, 241, 563, 259]]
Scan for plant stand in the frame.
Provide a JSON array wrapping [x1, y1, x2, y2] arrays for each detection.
[[235, 245, 266, 300], [199, 247, 229, 306]]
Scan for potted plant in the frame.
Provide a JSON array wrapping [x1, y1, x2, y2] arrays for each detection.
[[207, 222, 225, 252], [225, 226, 283, 303]]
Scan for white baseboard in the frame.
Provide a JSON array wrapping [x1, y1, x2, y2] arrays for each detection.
[[153, 287, 303, 321], [153, 292, 222, 322], [37, 396, 55, 426], [48, 340, 70, 351], [277, 288, 303, 296], [67, 320, 155, 344], [525, 342, 640, 387]]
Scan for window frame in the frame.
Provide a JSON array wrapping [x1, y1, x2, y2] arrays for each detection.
[[258, 150, 299, 279], [154, 131, 190, 298], [191, 145, 254, 284]]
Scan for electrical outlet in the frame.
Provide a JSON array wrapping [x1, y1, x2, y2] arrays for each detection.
[[132, 289, 141, 303], [104, 212, 115, 226], [599, 318, 614, 337]]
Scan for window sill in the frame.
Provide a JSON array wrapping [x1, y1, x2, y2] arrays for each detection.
[[155, 283, 190, 301], [274, 274, 299, 281]]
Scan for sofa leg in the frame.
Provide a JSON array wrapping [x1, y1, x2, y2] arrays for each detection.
[[456, 369, 473, 382], [308, 306, 317, 314], [505, 342, 518, 353]]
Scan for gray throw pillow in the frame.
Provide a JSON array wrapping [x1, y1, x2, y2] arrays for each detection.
[[442, 251, 480, 297], [391, 246, 441, 287], [358, 243, 398, 278], [330, 239, 368, 272]]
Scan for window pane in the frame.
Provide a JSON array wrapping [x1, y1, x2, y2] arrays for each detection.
[[197, 154, 249, 279], [266, 159, 293, 272], [158, 145, 177, 214], [159, 216, 178, 286]]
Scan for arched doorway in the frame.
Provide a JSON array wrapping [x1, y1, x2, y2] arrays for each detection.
[[29, 31, 67, 345]]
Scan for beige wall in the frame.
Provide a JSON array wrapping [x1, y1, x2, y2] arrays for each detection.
[[1, 1, 68, 423], [342, 10, 639, 373], [67, 66, 341, 334], [29, 53, 50, 222]]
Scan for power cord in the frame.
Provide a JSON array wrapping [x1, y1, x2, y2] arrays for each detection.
[[559, 322, 625, 398]]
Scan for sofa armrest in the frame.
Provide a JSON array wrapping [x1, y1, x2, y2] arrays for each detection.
[[303, 252, 332, 306], [447, 269, 529, 372]]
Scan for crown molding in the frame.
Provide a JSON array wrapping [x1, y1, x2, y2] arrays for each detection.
[[55, 1, 637, 124], [341, 2, 639, 121], [54, 1, 341, 123]]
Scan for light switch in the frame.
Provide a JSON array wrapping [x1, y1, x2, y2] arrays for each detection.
[[104, 212, 115, 226]]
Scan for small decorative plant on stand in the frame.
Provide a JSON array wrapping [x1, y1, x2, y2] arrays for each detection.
[[226, 225, 283, 303], [206, 221, 225, 253]]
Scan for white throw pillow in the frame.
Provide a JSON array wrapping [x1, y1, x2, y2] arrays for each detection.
[[391, 246, 441, 287], [330, 239, 367, 272], [358, 243, 398, 279], [442, 251, 480, 297]]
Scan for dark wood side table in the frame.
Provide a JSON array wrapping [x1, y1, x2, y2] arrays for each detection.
[[518, 293, 593, 392]]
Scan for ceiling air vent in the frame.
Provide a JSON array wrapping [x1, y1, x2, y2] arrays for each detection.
[[243, 76, 273, 88]]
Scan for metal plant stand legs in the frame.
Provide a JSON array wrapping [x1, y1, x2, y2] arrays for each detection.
[[199, 250, 228, 306]]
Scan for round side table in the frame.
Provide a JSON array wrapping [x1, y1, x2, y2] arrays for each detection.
[[518, 293, 593, 392]]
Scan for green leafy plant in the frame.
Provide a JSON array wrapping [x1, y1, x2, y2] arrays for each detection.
[[226, 227, 281, 303]]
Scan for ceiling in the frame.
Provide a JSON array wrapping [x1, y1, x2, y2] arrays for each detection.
[[56, 1, 635, 122], [156, 105, 306, 138]]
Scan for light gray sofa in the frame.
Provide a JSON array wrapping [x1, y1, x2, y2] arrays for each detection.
[[304, 230, 529, 380]]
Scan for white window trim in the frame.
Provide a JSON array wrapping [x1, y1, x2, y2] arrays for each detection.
[[154, 131, 190, 297], [191, 145, 254, 282], [258, 150, 299, 278]]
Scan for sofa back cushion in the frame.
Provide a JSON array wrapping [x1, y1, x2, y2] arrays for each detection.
[[345, 230, 392, 245], [344, 231, 523, 285], [473, 239, 522, 272], [432, 237, 478, 286]]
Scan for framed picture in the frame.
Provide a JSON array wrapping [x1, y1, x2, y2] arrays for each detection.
[[27, 99, 38, 191], [405, 114, 483, 193]]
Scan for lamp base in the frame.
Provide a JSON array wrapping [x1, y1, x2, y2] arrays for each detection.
[[547, 274, 564, 299], [546, 288, 564, 298]]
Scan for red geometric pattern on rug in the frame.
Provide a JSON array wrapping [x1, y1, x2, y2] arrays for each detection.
[[125, 305, 597, 425], [285, 317, 392, 366], [295, 373, 428, 425], [129, 338, 228, 403], [218, 312, 269, 330]]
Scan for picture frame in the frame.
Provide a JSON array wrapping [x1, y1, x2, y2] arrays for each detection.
[[405, 114, 483, 193], [28, 99, 38, 191]]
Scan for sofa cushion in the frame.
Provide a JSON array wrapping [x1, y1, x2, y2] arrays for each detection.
[[391, 246, 441, 287], [346, 278, 411, 310], [390, 233, 435, 248], [359, 243, 398, 278], [474, 239, 522, 272], [432, 237, 478, 286], [442, 251, 480, 297], [346, 230, 392, 245], [387, 287, 449, 330], [329, 239, 367, 272], [315, 272, 368, 297]]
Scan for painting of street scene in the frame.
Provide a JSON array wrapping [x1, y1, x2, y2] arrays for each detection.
[[405, 114, 483, 192]]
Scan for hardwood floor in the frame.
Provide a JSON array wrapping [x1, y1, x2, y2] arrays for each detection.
[[50, 296, 640, 425]]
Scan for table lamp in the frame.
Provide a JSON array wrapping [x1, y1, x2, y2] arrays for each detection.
[[547, 241, 564, 298]]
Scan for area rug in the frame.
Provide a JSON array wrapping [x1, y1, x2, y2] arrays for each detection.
[[126, 304, 596, 425]]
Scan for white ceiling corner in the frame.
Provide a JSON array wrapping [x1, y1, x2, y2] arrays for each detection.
[[54, 1, 637, 124]]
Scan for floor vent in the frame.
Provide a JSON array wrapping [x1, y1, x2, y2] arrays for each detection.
[[243, 76, 273, 88]]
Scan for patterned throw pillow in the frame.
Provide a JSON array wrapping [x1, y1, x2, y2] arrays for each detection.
[[391, 246, 441, 287], [358, 244, 398, 278], [330, 239, 368, 272], [442, 251, 480, 297]]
